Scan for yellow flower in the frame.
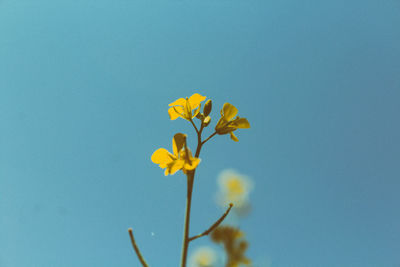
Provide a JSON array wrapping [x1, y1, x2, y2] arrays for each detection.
[[216, 169, 253, 210], [211, 226, 251, 267], [151, 133, 201, 175], [189, 246, 217, 267], [168, 93, 207, 121], [215, 103, 250, 141]]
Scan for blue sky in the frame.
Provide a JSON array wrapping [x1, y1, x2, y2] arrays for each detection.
[[1, 0, 399, 266]]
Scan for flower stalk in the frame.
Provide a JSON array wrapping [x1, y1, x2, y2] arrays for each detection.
[[128, 228, 149, 267], [180, 119, 204, 267], [180, 170, 195, 267], [146, 93, 250, 267], [189, 203, 233, 242]]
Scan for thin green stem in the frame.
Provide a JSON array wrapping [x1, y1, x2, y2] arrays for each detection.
[[195, 125, 204, 158], [201, 131, 217, 146], [128, 228, 149, 267], [180, 119, 203, 267], [188, 203, 233, 242], [180, 117, 218, 267], [189, 119, 199, 135], [180, 171, 195, 267]]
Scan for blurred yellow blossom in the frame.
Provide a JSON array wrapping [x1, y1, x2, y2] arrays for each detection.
[[216, 170, 253, 213], [168, 93, 207, 121], [189, 246, 217, 267], [151, 133, 200, 176], [211, 226, 251, 267], [215, 103, 250, 141]]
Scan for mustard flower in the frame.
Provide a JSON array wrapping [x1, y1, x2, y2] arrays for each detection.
[[189, 246, 217, 267], [168, 93, 207, 121], [215, 103, 250, 141], [216, 169, 253, 211], [151, 133, 200, 175], [211, 226, 251, 267]]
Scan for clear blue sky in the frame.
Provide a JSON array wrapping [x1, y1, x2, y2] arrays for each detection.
[[1, 0, 399, 266]]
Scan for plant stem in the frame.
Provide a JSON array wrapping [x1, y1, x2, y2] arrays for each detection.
[[180, 120, 206, 267], [128, 228, 149, 267], [188, 203, 233, 242], [180, 119, 218, 267], [189, 119, 199, 135], [201, 131, 217, 146], [180, 170, 195, 267]]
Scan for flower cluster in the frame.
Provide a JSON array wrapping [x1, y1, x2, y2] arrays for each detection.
[[151, 93, 250, 176], [211, 226, 251, 267], [130, 93, 253, 267]]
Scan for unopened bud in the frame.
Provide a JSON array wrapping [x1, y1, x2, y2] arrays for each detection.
[[203, 116, 211, 127], [196, 112, 204, 120], [203, 99, 212, 117]]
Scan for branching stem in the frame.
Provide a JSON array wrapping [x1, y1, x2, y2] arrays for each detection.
[[188, 203, 233, 242], [180, 119, 202, 267], [201, 131, 217, 145], [180, 118, 226, 267], [189, 119, 200, 135]]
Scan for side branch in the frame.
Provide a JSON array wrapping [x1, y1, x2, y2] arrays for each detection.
[[188, 203, 233, 242], [201, 131, 217, 145], [189, 119, 200, 135], [128, 228, 150, 267]]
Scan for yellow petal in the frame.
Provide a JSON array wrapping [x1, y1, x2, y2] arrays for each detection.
[[167, 159, 185, 175], [215, 117, 227, 132], [231, 118, 250, 129], [230, 132, 239, 142], [184, 98, 192, 119], [215, 118, 236, 134], [222, 103, 238, 121], [172, 133, 186, 156], [192, 105, 201, 118], [181, 149, 201, 170], [151, 148, 174, 164], [184, 157, 201, 170], [168, 106, 185, 120], [169, 98, 186, 107], [188, 93, 206, 110]]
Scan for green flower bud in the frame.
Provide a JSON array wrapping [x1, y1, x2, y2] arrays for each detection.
[[203, 99, 212, 117], [196, 112, 204, 120], [203, 116, 211, 127]]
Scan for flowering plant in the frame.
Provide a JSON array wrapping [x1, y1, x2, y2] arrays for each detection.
[[128, 93, 251, 267]]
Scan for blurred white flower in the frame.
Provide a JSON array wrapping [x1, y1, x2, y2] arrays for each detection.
[[216, 169, 253, 214], [188, 246, 217, 267]]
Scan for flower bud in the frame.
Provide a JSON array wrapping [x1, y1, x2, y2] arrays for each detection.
[[196, 112, 204, 120], [203, 116, 211, 127], [203, 99, 212, 117]]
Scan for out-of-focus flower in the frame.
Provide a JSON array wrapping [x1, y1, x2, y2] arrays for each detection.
[[189, 246, 217, 267], [168, 93, 207, 121], [211, 226, 251, 267], [215, 103, 250, 142], [151, 133, 200, 175], [216, 170, 253, 213]]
